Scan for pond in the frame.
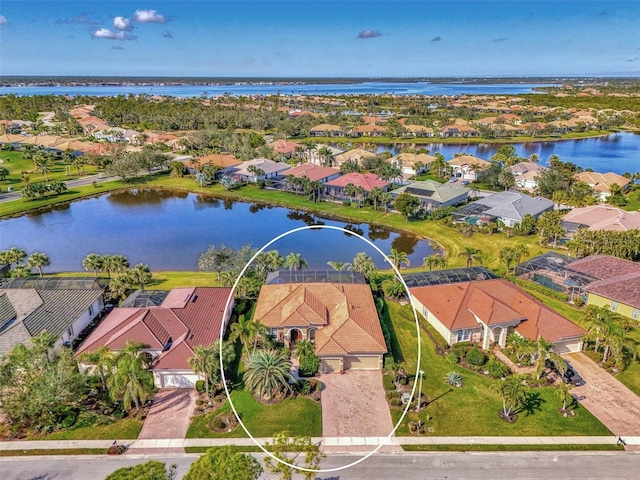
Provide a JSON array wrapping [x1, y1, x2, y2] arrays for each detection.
[[0, 189, 438, 272], [370, 132, 640, 175]]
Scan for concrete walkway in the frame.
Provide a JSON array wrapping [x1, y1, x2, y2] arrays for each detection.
[[1, 436, 638, 452], [493, 347, 535, 375]]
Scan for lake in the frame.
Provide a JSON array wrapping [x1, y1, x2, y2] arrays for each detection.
[[371, 132, 640, 175], [0, 82, 556, 98], [0, 189, 437, 272]]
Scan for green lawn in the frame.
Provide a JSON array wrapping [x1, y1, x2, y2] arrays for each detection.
[[401, 444, 623, 452], [0, 449, 108, 456], [386, 301, 612, 437], [26, 414, 143, 440], [186, 390, 322, 438], [147, 271, 222, 289]]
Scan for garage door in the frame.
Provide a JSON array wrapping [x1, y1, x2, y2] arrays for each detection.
[[321, 358, 341, 373], [159, 373, 197, 388], [554, 340, 582, 354], [343, 355, 380, 370]]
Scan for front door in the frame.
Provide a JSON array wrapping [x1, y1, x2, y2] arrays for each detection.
[[290, 329, 300, 347]]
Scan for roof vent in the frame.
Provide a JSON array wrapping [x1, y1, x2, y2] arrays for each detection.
[[162, 337, 173, 352], [191, 294, 198, 303]]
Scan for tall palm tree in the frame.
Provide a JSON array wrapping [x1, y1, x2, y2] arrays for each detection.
[[422, 255, 440, 271], [6, 247, 27, 267], [101, 254, 129, 278], [491, 375, 527, 419], [82, 253, 104, 277], [27, 252, 50, 277], [327, 261, 350, 272], [188, 344, 217, 396], [555, 382, 574, 411], [458, 247, 482, 268], [388, 248, 410, 270], [243, 349, 293, 401], [80, 345, 116, 392], [369, 187, 384, 211], [379, 191, 392, 213], [284, 252, 308, 272], [130, 263, 152, 290], [107, 341, 155, 412], [34, 154, 52, 182], [230, 314, 258, 353]]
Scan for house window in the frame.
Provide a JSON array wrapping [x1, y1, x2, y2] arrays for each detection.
[[270, 328, 279, 340], [308, 328, 316, 343], [67, 325, 74, 339], [88, 305, 94, 317], [457, 329, 471, 342], [611, 301, 618, 312], [422, 306, 427, 317], [633, 308, 639, 320]]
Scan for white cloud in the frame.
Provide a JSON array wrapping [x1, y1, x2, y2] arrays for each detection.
[[93, 28, 137, 40], [113, 16, 132, 31], [0, 15, 8, 26], [132, 9, 166, 23]]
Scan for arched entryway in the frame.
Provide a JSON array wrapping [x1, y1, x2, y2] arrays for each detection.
[[289, 328, 302, 348]]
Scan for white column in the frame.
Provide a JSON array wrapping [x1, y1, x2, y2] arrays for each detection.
[[482, 324, 491, 350]]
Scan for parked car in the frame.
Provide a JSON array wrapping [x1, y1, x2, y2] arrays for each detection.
[[562, 363, 584, 386], [461, 180, 470, 186], [449, 177, 457, 183]]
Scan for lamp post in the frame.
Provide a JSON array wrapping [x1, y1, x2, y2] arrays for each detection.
[[416, 369, 424, 412]]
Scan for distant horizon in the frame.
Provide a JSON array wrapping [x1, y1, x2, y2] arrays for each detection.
[[1, 1, 638, 77]]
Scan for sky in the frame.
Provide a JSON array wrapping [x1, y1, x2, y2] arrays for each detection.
[[0, 0, 639, 78]]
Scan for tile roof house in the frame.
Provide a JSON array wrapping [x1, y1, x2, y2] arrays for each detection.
[[509, 162, 548, 190], [390, 180, 470, 210], [565, 255, 640, 320], [0, 277, 106, 356], [388, 152, 437, 177], [402, 124, 436, 137], [283, 163, 341, 183], [254, 283, 387, 373], [309, 124, 344, 137], [268, 139, 303, 158], [334, 148, 377, 166], [562, 205, 640, 233], [448, 155, 492, 181], [350, 124, 387, 137], [195, 153, 242, 170], [574, 172, 631, 200], [410, 279, 586, 353], [77, 287, 233, 388], [324, 172, 388, 198], [454, 190, 554, 228], [231, 158, 291, 182]]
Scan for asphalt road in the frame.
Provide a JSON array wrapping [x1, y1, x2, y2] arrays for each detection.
[[1, 452, 639, 480]]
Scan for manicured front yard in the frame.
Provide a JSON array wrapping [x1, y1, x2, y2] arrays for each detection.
[[386, 301, 612, 437], [26, 414, 143, 440], [186, 390, 322, 438]]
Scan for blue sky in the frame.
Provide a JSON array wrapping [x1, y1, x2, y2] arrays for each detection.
[[1, 1, 639, 77]]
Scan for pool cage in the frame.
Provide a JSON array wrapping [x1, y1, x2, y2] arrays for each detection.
[[451, 203, 496, 226], [266, 270, 367, 285], [402, 266, 498, 288], [0, 276, 108, 290]]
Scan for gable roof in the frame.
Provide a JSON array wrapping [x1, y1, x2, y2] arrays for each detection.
[[389, 152, 437, 168], [325, 172, 388, 191], [268, 139, 303, 154], [334, 148, 377, 165], [410, 279, 586, 343], [566, 255, 640, 281], [283, 163, 340, 182], [448, 155, 492, 170], [391, 180, 469, 204], [509, 162, 548, 175], [254, 283, 386, 356], [232, 158, 291, 176], [574, 172, 631, 192], [309, 123, 342, 132], [76, 287, 232, 371], [584, 272, 640, 309], [562, 205, 640, 232]]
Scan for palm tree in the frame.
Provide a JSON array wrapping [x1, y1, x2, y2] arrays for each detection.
[[130, 263, 152, 290], [294, 339, 319, 375], [284, 252, 308, 272], [34, 154, 52, 182], [82, 253, 104, 277], [388, 248, 410, 270], [247, 165, 266, 182], [369, 186, 384, 211], [6, 247, 27, 267], [327, 261, 350, 272], [230, 314, 258, 353], [107, 341, 155, 412], [243, 349, 293, 401], [350, 252, 376, 280], [581, 306, 611, 354], [379, 191, 392, 213], [79, 345, 116, 392], [101, 254, 129, 278], [422, 255, 440, 271], [555, 382, 574, 412], [343, 182, 357, 205], [491, 375, 527, 419], [27, 252, 50, 277], [533, 337, 566, 380], [188, 344, 217, 396], [458, 247, 482, 268], [431, 153, 448, 178]]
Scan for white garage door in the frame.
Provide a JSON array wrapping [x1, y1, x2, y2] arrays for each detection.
[[343, 355, 380, 370], [554, 340, 582, 354], [321, 358, 342, 373], [159, 373, 197, 388]]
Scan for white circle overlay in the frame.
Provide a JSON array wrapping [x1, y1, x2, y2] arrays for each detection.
[[219, 225, 422, 473]]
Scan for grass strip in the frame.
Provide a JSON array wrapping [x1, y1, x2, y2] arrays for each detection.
[[401, 444, 624, 452], [0, 448, 107, 456]]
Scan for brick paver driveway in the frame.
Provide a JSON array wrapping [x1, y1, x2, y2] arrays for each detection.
[[320, 371, 393, 438], [564, 353, 640, 436], [137, 388, 197, 440]]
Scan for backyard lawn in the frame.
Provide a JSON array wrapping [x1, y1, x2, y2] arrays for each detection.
[[186, 390, 322, 438], [385, 301, 612, 437]]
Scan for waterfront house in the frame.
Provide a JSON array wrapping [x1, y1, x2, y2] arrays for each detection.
[[324, 172, 388, 199], [334, 148, 377, 167], [562, 205, 640, 233], [0, 277, 107, 356], [309, 124, 344, 137], [254, 282, 387, 373], [77, 287, 233, 388], [232, 158, 291, 182], [390, 180, 470, 211], [447, 155, 492, 181], [452, 190, 554, 227], [283, 163, 341, 184], [410, 278, 586, 353], [509, 162, 548, 191], [573, 172, 631, 200], [388, 152, 436, 178]]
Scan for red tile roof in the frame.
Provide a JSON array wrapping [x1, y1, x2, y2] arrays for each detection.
[[283, 163, 340, 182], [325, 172, 388, 191], [410, 279, 585, 343], [268, 139, 302, 154], [76, 287, 232, 371]]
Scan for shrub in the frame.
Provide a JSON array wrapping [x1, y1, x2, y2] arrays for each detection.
[[382, 373, 395, 391], [444, 371, 464, 388], [451, 341, 473, 357], [466, 347, 486, 366], [486, 358, 510, 378], [573, 296, 585, 307], [195, 380, 206, 394], [386, 390, 402, 400], [446, 352, 459, 364], [389, 397, 403, 407], [293, 379, 312, 396]]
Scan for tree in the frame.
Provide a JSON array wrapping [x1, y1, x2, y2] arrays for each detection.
[[107, 340, 155, 412], [423, 254, 446, 270], [326, 260, 349, 272], [458, 247, 482, 268], [294, 340, 319, 376], [369, 186, 384, 211], [388, 248, 410, 270], [169, 160, 185, 177], [34, 154, 52, 181], [106, 461, 177, 480], [2, 246, 27, 267], [491, 145, 521, 166], [243, 349, 293, 401], [27, 252, 50, 277], [537, 210, 565, 247], [130, 263, 152, 290], [264, 433, 327, 480], [198, 244, 234, 281], [0, 166, 9, 181], [10, 265, 31, 277], [350, 252, 376, 280], [79, 345, 116, 392], [516, 214, 538, 236], [230, 314, 260, 353], [183, 446, 262, 480], [394, 192, 421, 220], [188, 342, 234, 396], [284, 252, 308, 272], [379, 191, 393, 213], [101, 254, 130, 278], [491, 375, 527, 419], [431, 152, 448, 178], [555, 382, 574, 412]]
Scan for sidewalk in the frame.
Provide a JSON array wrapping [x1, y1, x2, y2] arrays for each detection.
[[2, 435, 638, 451]]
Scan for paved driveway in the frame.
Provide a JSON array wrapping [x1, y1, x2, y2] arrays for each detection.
[[320, 371, 393, 438], [564, 353, 640, 436], [137, 388, 197, 440]]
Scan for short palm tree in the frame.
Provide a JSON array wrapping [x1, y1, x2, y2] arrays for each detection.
[[388, 248, 410, 270], [27, 252, 50, 277], [458, 247, 482, 268], [555, 381, 574, 412], [284, 252, 308, 272], [188, 344, 217, 396], [82, 253, 104, 277], [107, 341, 155, 412], [491, 375, 526, 419], [243, 349, 293, 401], [129, 263, 152, 290], [327, 261, 350, 272]]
